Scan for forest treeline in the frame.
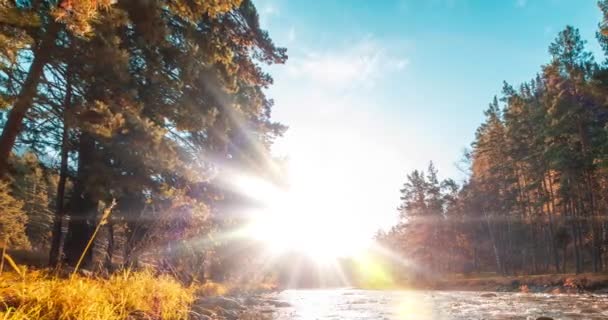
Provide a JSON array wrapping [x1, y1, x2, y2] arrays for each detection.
[[0, 0, 285, 283], [378, 2, 608, 276]]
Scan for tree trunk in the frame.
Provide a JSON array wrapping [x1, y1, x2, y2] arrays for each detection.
[[504, 215, 513, 275], [542, 176, 561, 272], [572, 217, 582, 274], [532, 228, 538, 273], [105, 222, 114, 272], [473, 246, 479, 272], [563, 245, 567, 273], [0, 22, 59, 177], [49, 69, 72, 267], [566, 194, 583, 274], [63, 133, 97, 267], [484, 210, 504, 274]]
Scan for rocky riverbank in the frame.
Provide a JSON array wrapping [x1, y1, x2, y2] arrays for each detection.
[[189, 294, 291, 320], [427, 273, 608, 294]]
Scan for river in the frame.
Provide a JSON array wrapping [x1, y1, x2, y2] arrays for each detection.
[[271, 289, 608, 320]]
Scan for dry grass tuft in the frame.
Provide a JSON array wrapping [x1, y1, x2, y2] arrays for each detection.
[[0, 269, 195, 320]]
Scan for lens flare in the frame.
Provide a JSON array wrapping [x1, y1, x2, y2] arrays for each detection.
[[235, 174, 371, 261]]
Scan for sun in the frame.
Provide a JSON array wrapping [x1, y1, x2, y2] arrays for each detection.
[[236, 173, 370, 262], [231, 130, 384, 262]]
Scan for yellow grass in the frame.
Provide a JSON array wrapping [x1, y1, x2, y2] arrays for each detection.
[[0, 269, 196, 320]]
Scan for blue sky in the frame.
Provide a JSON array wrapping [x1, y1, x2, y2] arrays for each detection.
[[252, 0, 605, 235]]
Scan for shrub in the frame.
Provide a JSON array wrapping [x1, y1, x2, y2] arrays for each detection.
[[0, 269, 195, 320]]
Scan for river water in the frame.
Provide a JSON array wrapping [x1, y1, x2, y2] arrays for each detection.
[[272, 289, 608, 320]]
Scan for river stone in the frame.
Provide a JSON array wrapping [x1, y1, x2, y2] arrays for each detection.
[[536, 317, 554, 320], [243, 296, 260, 306], [595, 287, 608, 294], [195, 296, 245, 310], [480, 293, 497, 298], [188, 313, 212, 320], [219, 308, 239, 320], [191, 307, 217, 318], [264, 299, 291, 308]]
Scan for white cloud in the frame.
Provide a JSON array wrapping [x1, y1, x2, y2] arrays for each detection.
[[254, 0, 280, 27], [262, 3, 279, 16], [287, 27, 296, 43], [395, 58, 410, 70], [285, 38, 408, 88]]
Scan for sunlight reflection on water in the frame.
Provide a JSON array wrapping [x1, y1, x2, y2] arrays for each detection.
[[272, 289, 608, 320]]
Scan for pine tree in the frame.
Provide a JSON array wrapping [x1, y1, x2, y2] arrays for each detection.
[[0, 0, 113, 177], [385, 20, 608, 275]]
